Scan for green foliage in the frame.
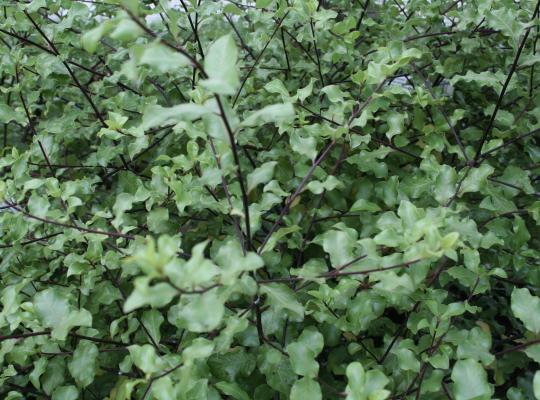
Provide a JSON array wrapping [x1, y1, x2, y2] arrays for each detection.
[[1, 0, 540, 399]]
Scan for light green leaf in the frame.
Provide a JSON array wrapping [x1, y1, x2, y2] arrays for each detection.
[[350, 198, 381, 212], [385, 112, 405, 139], [286, 327, 324, 378], [34, 289, 92, 340], [141, 309, 164, 344], [168, 290, 225, 332], [451, 359, 492, 400], [260, 284, 304, 321], [345, 362, 390, 400], [511, 287, 540, 334], [51, 386, 78, 400], [123, 278, 177, 312], [256, 0, 273, 7], [201, 34, 239, 95], [290, 378, 322, 400], [460, 164, 494, 195], [68, 341, 98, 388], [242, 103, 295, 127], [290, 131, 318, 160], [141, 103, 210, 130], [0, 104, 23, 124], [215, 382, 251, 400], [128, 344, 160, 375], [434, 165, 457, 205], [248, 161, 277, 193], [110, 18, 142, 43], [139, 43, 190, 73], [81, 21, 113, 53], [534, 371, 540, 400]]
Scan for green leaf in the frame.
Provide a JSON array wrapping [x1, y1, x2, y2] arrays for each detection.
[[242, 103, 295, 127], [0, 104, 23, 124], [460, 164, 494, 195], [290, 378, 322, 400], [385, 111, 405, 139], [215, 382, 251, 400], [139, 43, 191, 73], [487, 8, 525, 45], [34, 289, 92, 340], [350, 198, 381, 212], [247, 161, 277, 193], [128, 344, 160, 375], [534, 371, 540, 400], [286, 327, 324, 378], [51, 386, 78, 400], [81, 21, 113, 53], [256, 0, 273, 8], [168, 290, 225, 332], [201, 34, 239, 95], [141, 309, 164, 344], [110, 18, 142, 43], [451, 359, 492, 400], [345, 362, 390, 400], [434, 165, 457, 205], [511, 287, 540, 334], [68, 341, 98, 388], [141, 103, 210, 130], [290, 131, 318, 160], [260, 284, 304, 321], [318, 228, 357, 266], [123, 278, 178, 312]]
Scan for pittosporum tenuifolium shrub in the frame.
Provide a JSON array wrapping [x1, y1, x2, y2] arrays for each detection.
[[1, 0, 540, 399]]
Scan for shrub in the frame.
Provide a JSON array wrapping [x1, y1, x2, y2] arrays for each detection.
[[1, 0, 540, 399]]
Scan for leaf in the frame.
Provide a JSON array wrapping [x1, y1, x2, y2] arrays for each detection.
[[350, 198, 381, 212], [256, 0, 273, 8], [487, 8, 525, 45], [141, 103, 210, 130], [152, 377, 175, 400], [247, 161, 277, 193], [81, 21, 113, 53], [345, 362, 390, 400], [51, 386, 79, 400], [214, 239, 265, 283], [68, 341, 99, 388], [511, 287, 540, 334], [318, 228, 357, 266], [0, 104, 23, 124], [209, 348, 256, 382], [242, 103, 295, 127], [141, 309, 164, 344], [34, 289, 92, 340], [258, 347, 295, 394], [165, 241, 220, 290], [30, 358, 47, 390], [290, 131, 318, 160], [290, 378, 322, 400], [28, 193, 50, 219], [215, 382, 251, 400], [451, 359, 492, 400], [139, 43, 190, 73], [123, 278, 177, 312], [286, 327, 324, 378], [110, 18, 142, 43], [385, 111, 405, 139], [168, 290, 225, 332], [128, 344, 160, 375], [201, 34, 239, 95], [534, 371, 540, 400], [260, 284, 304, 321], [460, 164, 494, 195]]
